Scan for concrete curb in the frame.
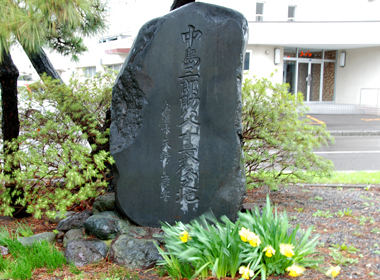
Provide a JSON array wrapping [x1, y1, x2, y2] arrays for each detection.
[[329, 131, 380, 136], [294, 183, 374, 188]]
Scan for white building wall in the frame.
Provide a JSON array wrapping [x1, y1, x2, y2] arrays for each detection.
[[246, 45, 283, 84], [248, 21, 380, 48], [291, 0, 380, 22], [9, 0, 380, 106], [206, 0, 380, 22], [336, 47, 380, 105]]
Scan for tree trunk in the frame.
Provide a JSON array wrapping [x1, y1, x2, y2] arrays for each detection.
[[0, 50, 20, 152], [0, 50, 27, 217], [170, 0, 195, 11], [26, 47, 62, 82]]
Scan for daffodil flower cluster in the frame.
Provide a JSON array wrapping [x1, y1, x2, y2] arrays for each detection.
[[179, 230, 191, 243], [239, 265, 254, 279], [326, 266, 341, 278], [279, 244, 306, 277], [159, 196, 324, 280], [280, 243, 295, 258], [286, 264, 305, 277], [263, 245, 275, 257], [239, 227, 261, 247]]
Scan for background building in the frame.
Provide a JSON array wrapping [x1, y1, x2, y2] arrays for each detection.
[[12, 0, 380, 111]]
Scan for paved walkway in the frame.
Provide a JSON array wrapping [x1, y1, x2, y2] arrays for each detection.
[[305, 114, 380, 136]]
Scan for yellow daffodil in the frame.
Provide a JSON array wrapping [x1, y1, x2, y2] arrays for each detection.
[[263, 245, 275, 257], [280, 243, 295, 258], [179, 230, 191, 242], [239, 265, 254, 279], [326, 266, 341, 278], [286, 264, 305, 277], [247, 232, 261, 247], [239, 227, 250, 242]]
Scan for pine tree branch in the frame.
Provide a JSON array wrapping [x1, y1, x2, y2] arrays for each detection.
[[26, 47, 62, 82]]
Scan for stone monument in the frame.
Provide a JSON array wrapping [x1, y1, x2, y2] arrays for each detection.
[[110, 2, 248, 227]]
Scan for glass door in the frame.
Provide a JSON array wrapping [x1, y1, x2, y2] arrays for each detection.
[[297, 62, 322, 101], [297, 62, 308, 101], [310, 63, 321, 101], [283, 61, 296, 95]]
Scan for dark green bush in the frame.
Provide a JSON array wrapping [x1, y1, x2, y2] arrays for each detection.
[[242, 76, 334, 190], [0, 73, 116, 218]]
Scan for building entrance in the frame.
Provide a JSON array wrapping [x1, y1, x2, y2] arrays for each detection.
[[298, 62, 321, 102], [283, 48, 337, 102]]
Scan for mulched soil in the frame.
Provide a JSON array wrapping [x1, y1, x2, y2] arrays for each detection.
[[244, 185, 380, 280], [1, 184, 380, 279]]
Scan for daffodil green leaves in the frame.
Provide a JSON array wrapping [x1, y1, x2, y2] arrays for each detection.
[[157, 196, 321, 279], [238, 195, 322, 278]]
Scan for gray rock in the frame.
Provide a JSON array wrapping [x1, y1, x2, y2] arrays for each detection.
[[84, 211, 147, 240], [17, 232, 56, 246], [49, 211, 76, 224], [110, 2, 247, 227], [57, 210, 92, 232], [109, 235, 162, 269], [63, 228, 85, 248], [56, 231, 65, 239], [0, 245, 9, 256], [92, 193, 116, 214], [65, 239, 108, 267]]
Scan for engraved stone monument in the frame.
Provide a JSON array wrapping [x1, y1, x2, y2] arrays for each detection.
[[110, 2, 248, 227]]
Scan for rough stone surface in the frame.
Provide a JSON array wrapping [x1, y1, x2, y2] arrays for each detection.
[[56, 231, 65, 240], [65, 239, 108, 267], [84, 211, 147, 240], [0, 245, 9, 256], [63, 228, 85, 248], [92, 193, 116, 214], [109, 235, 162, 269], [18, 232, 56, 246], [110, 2, 247, 227], [49, 211, 76, 224], [57, 210, 92, 232]]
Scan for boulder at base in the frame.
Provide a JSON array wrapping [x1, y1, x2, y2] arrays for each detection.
[[83, 211, 147, 240], [110, 2, 247, 227], [109, 235, 162, 269], [57, 210, 92, 232], [65, 239, 108, 267]]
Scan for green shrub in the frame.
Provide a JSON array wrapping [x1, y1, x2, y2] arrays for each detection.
[[157, 196, 321, 279], [0, 73, 116, 218], [242, 75, 334, 190]]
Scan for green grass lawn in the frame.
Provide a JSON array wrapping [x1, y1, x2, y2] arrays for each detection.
[[308, 171, 380, 185]]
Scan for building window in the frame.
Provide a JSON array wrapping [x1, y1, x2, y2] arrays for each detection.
[[244, 52, 250, 70], [256, 2, 264, 21], [288, 6, 296, 21], [107, 64, 123, 72], [84, 66, 96, 77]]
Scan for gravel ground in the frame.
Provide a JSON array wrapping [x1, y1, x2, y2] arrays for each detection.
[[1, 185, 380, 279], [243, 185, 380, 280]]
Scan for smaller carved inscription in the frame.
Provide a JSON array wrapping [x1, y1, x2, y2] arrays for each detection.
[[160, 172, 170, 202], [160, 101, 171, 202]]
